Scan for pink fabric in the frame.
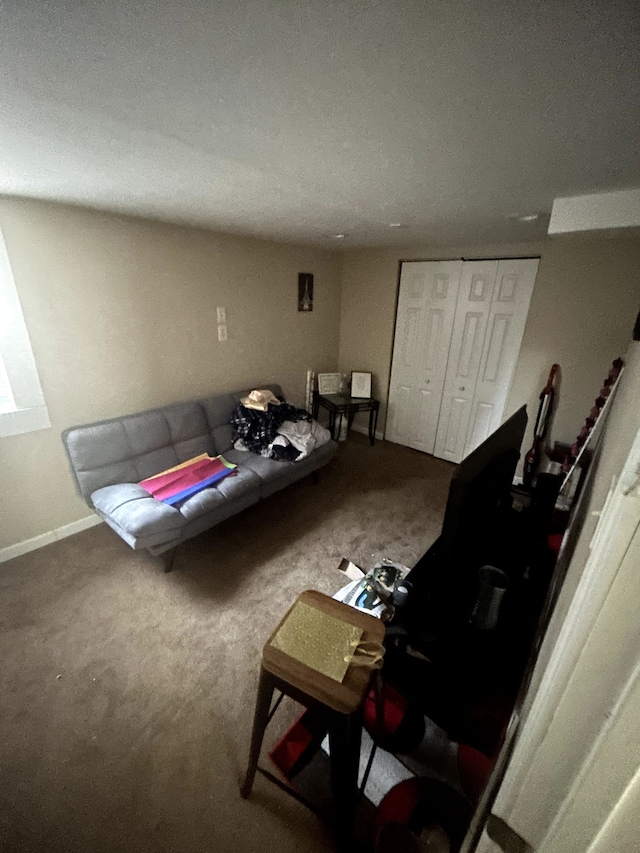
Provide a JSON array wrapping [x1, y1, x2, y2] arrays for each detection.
[[141, 458, 232, 501], [140, 458, 214, 494]]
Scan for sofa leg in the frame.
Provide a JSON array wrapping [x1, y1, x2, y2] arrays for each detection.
[[312, 471, 320, 485], [161, 548, 178, 573]]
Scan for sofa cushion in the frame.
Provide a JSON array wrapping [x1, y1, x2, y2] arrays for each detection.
[[175, 493, 259, 549], [66, 420, 132, 469], [287, 438, 338, 475], [63, 401, 214, 502], [213, 466, 261, 501], [177, 467, 261, 521], [212, 424, 234, 454], [164, 402, 215, 463], [91, 483, 186, 545], [201, 394, 237, 432], [224, 449, 299, 498], [123, 411, 171, 455], [131, 447, 181, 482], [64, 421, 140, 500], [176, 487, 225, 521], [121, 402, 214, 478]]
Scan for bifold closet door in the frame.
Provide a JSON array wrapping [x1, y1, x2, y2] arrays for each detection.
[[433, 261, 499, 463], [386, 260, 463, 453], [462, 258, 539, 458], [433, 258, 538, 463]]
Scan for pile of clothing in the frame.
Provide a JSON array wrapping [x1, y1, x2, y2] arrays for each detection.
[[231, 389, 331, 462]]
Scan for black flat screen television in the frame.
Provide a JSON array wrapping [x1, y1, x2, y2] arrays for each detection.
[[400, 405, 528, 635]]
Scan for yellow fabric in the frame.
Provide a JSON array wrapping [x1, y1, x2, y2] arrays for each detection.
[[143, 453, 211, 482], [240, 389, 281, 411], [270, 601, 363, 683], [348, 639, 385, 669]]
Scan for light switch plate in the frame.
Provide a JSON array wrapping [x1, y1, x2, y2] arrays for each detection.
[[216, 307, 226, 323], [217, 324, 227, 341]]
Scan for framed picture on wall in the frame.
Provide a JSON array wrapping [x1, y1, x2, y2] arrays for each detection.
[[351, 372, 372, 398]]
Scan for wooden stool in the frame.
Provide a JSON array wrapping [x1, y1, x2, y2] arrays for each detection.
[[241, 590, 385, 851]]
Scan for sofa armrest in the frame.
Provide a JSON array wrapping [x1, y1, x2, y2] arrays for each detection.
[[91, 483, 186, 547]]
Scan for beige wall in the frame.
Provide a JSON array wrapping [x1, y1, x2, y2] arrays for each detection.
[[338, 236, 640, 453], [505, 235, 640, 444], [0, 198, 342, 550]]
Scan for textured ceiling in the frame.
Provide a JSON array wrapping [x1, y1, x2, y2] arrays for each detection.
[[1, 0, 639, 248]]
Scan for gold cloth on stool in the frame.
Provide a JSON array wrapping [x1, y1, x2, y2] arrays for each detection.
[[270, 601, 363, 683]]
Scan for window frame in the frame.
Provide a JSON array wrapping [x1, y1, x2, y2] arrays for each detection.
[[0, 228, 51, 438]]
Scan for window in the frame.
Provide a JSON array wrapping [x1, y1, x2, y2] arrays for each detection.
[[0, 228, 50, 437], [0, 352, 16, 413]]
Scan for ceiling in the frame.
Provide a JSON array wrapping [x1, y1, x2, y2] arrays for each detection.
[[1, 0, 639, 248]]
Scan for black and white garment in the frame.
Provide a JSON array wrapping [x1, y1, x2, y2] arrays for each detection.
[[269, 435, 302, 462], [230, 401, 311, 456]]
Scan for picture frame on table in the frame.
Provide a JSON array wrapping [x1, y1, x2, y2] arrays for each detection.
[[351, 372, 372, 398], [317, 372, 342, 395]]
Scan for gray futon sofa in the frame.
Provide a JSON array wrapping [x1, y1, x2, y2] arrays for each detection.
[[63, 384, 338, 561]]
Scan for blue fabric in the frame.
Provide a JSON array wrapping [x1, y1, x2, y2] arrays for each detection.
[[162, 468, 235, 506]]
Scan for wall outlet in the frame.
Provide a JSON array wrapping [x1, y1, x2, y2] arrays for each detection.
[[216, 307, 226, 323], [217, 324, 227, 341]]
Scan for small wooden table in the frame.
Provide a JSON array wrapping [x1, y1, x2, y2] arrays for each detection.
[[241, 590, 385, 851], [312, 392, 380, 445]]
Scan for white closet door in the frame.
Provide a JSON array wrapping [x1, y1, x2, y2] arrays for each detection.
[[386, 260, 462, 453], [463, 258, 539, 457], [433, 261, 498, 463]]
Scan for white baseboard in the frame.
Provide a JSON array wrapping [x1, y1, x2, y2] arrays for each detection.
[[0, 514, 103, 564], [349, 423, 385, 442]]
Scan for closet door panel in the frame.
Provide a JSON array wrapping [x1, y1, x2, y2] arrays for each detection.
[[465, 400, 495, 454], [433, 261, 498, 463], [393, 383, 411, 438], [442, 394, 468, 456], [463, 259, 539, 457], [386, 261, 462, 452]]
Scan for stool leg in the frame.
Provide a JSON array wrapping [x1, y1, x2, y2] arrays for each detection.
[[359, 741, 378, 798], [241, 668, 276, 799], [328, 710, 362, 852]]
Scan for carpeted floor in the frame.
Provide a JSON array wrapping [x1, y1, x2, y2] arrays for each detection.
[[0, 435, 453, 853]]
